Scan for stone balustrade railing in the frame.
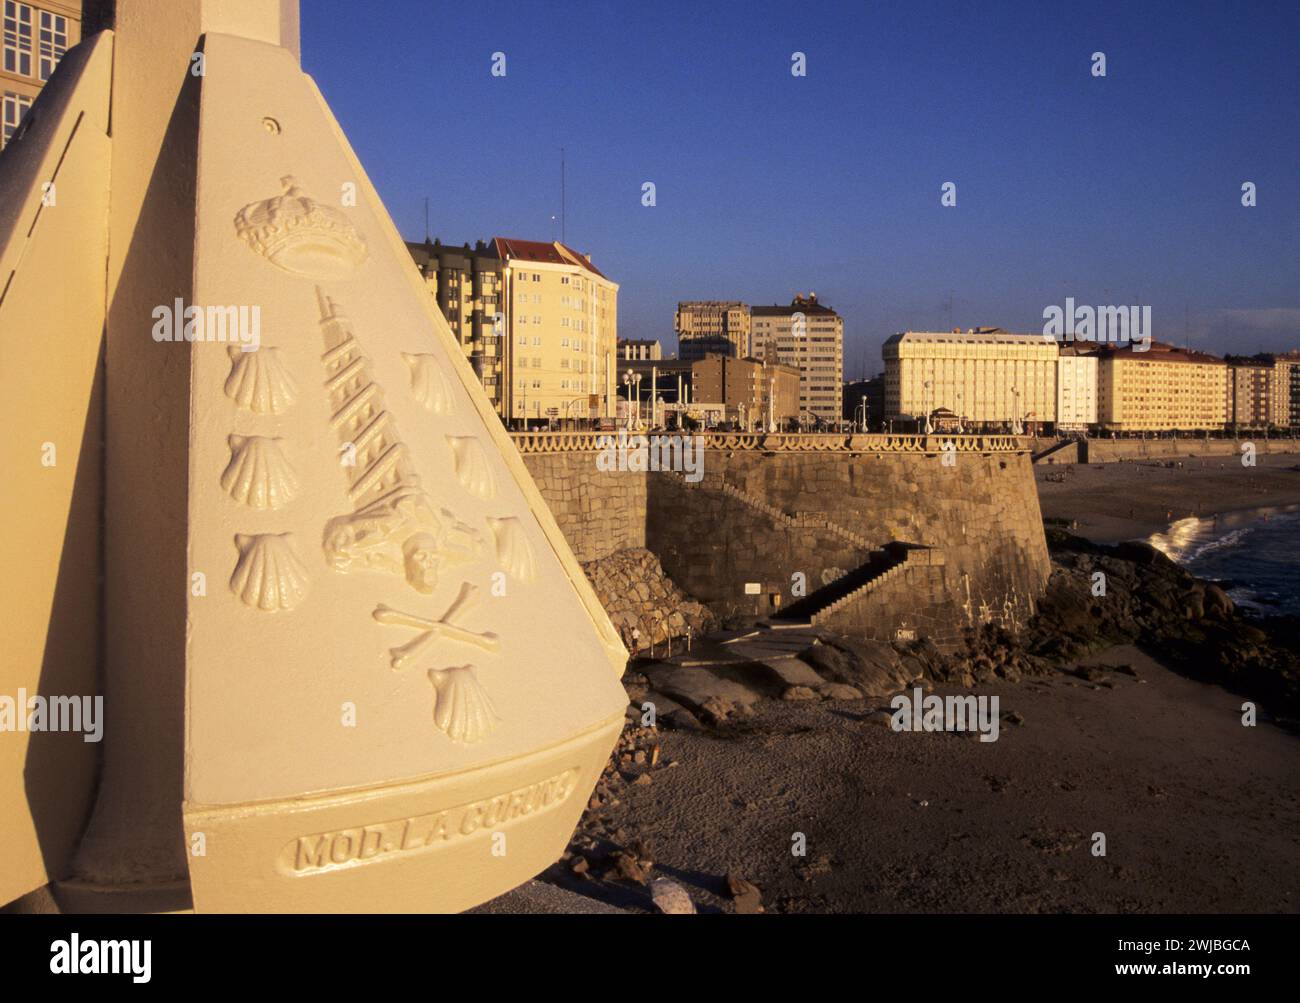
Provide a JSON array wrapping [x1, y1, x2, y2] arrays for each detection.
[[509, 430, 1026, 455]]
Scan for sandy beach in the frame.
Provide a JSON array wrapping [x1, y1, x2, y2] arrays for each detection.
[[538, 646, 1299, 914], [1035, 452, 1300, 544]]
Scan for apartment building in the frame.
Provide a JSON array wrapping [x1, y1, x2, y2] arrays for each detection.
[[1094, 341, 1229, 432], [690, 354, 799, 430], [1056, 346, 1099, 431], [495, 237, 618, 425], [678, 334, 737, 361], [618, 338, 661, 361], [1226, 358, 1272, 431], [883, 328, 1058, 429], [675, 300, 750, 359], [407, 237, 618, 423], [2, 0, 79, 149], [751, 294, 844, 426], [407, 239, 506, 414], [1269, 352, 1300, 430]]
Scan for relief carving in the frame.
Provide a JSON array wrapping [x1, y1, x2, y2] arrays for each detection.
[[487, 516, 536, 583], [221, 434, 299, 510], [403, 352, 454, 414], [427, 666, 499, 745], [373, 584, 501, 744], [234, 175, 368, 278], [230, 533, 309, 612], [224, 345, 298, 415], [447, 435, 495, 499], [317, 289, 481, 593]]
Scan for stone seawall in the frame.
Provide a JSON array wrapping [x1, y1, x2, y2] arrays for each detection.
[[1033, 436, 1300, 464], [517, 449, 646, 562], [517, 433, 1050, 651]]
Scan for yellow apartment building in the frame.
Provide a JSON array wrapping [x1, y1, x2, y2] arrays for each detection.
[[883, 328, 1058, 429], [496, 237, 618, 425], [2, 0, 79, 149], [1095, 342, 1229, 432]]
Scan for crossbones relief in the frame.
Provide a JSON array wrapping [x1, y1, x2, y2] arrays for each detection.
[[372, 581, 500, 670]]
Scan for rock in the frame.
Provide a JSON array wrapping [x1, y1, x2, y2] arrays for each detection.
[[650, 877, 696, 915], [725, 872, 763, 914], [748, 656, 827, 692], [802, 635, 911, 696], [700, 696, 737, 724], [582, 548, 715, 651], [818, 683, 863, 701], [611, 851, 648, 886], [1205, 584, 1234, 619], [782, 685, 819, 702], [642, 663, 762, 715]]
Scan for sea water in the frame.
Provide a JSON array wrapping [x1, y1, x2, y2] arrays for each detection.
[[1149, 505, 1300, 616]]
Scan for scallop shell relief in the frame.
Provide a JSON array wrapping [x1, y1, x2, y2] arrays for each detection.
[[427, 666, 499, 744], [403, 353, 454, 414], [221, 435, 299, 510], [230, 533, 309, 612], [224, 345, 298, 416]]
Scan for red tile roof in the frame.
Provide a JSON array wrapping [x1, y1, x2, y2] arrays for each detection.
[[492, 237, 608, 279], [1097, 340, 1226, 365]]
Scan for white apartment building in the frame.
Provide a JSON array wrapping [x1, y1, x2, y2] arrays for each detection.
[[1056, 347, 1098, 430]]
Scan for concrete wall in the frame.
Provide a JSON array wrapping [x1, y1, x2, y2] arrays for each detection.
[[519, 439, 1051, 651], [0, 32, 112, 907]]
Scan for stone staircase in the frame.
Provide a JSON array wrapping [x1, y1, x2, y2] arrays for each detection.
[[771, 542, 912, 627], [1032, 435, 1087, 464], [661, 470, 873, 552]]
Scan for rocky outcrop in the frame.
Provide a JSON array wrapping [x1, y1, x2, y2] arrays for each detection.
[[1016, 530, 1299, 713], [582, 548, 715, 653]]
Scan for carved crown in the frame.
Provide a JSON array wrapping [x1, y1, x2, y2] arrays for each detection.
[[235, 176, 368, 279]]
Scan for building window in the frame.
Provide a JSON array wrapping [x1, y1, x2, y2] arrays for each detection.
[[3, 1, 33, 77], [2, 90, 32, 147], [37, 9, 65, 81]]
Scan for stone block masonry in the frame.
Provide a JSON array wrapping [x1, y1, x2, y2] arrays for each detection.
[[516, 433, 1051, 652], [518, 449, 646, 562]]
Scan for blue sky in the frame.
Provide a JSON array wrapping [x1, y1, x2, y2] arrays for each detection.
[[303, 0, 1299, 376]]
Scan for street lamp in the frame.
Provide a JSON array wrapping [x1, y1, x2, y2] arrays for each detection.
[[621, 369, 642, 430]]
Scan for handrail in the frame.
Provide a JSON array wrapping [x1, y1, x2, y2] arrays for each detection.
[[509, 431, 1026, 455]]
